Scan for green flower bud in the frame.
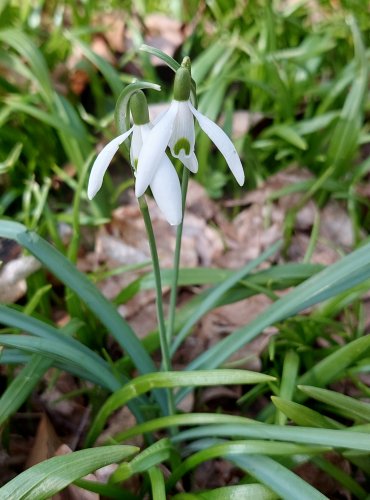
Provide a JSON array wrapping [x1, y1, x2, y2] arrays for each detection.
[[174, 66, 191, 101], [130, 90, 149, 125]]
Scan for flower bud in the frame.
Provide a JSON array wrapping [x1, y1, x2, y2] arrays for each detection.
[[130, 90, 149, 125], [174, 66, 191, 101]]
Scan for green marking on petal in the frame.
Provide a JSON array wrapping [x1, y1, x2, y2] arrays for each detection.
[[133, 158, 138, 169], [174, 138, 190, 156]]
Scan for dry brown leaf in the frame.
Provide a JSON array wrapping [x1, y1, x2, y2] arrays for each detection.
[[94, 12, 126, 53], [185, 179, 217, 220], [144, 14, 184, 62], [198, 386, 242, 406], [295, 452, 351, 499], [39, 371, 87, 443], [91, 36, 115, 64], [25, 414, 61, 469], [96, 406, 142, 448], [287, 233, 340, 265], [199, 295, 273, 347], [219, 110, 264, 139], [0, 238, 21, 263], [219, 167, 354, 268], [127, 299, 161, 338], [320, 200, 354, 248]]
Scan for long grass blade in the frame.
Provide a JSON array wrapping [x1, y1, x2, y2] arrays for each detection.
[[0, 445, 138, 500], [231, 455, 327, 500], [86, 370, 275, 446]]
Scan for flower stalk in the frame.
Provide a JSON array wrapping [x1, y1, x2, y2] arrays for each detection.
[[166, 167, 189, 345]]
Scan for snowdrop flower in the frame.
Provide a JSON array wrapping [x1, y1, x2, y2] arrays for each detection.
[[135, 63, 245, 197], [87, 91, 182, 226]]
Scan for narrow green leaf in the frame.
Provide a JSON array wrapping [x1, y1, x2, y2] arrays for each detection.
[[86, 370, 275, 446], [112, 413, 256, 444], [276, 350, 299, 425], [140, 44, 180, 72], [5, 96, 85, 138], [294, 112, 339, 135], [115, 262, 321, 305], [0, 446, 138, 500], [148, 467, 166, 500], [298, 385, 370, 422], [191, 42, 229, 83], [168, 440, 328, 489], [271, 397, 342, 429], [266, 124, 308, 150], [326, 17, 367, 178], [0, 29, 53, 102], [172, 484, 278, 500], [0, 333, 118, 391], [172, 423, 370, 451], [0, 354, 52, 427], [298, 334, 370, 391], [111, 438, 172, 482], [231, 455, 328, 500]]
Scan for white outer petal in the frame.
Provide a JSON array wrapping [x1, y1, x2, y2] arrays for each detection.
[[150, 156, 182, 226], [188, 102, 245, 186], [135, 101, 179, 197], [87, 128, 133, 199]]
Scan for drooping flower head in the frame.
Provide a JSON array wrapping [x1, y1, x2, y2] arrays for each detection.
[[87, 90, 182, 226], [135, 59, 245, 198]]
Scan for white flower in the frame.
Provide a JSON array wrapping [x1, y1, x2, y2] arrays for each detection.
[[135, 99, 245, 198], [87, 124, 182, 226]]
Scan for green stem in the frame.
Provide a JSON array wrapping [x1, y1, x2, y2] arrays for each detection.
[[138, 196, 175, 416], [139, 197, 171, 370], [167, 168, 189, 345]]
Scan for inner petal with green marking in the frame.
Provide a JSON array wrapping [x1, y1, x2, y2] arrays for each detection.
[[174, 138, 191, 156]]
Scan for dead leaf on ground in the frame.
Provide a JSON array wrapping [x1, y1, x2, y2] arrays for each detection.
[[295, 452, 352, 500], [39, 371, 87, 441], [26, 414, 61, 469], [93, 12, 126, 53], [320, 200, 355, 248], [219, 167, 353, 268], [96, 406, 142, 448], [144, 14, 184, 62]]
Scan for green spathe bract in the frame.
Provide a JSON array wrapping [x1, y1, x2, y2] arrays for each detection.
[[174, 66, 192, 101], [130, 90, 150, 125]]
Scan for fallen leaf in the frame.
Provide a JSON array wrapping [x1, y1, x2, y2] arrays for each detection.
[[144, 14, 184, 62], [26, 414, 61, 469]]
